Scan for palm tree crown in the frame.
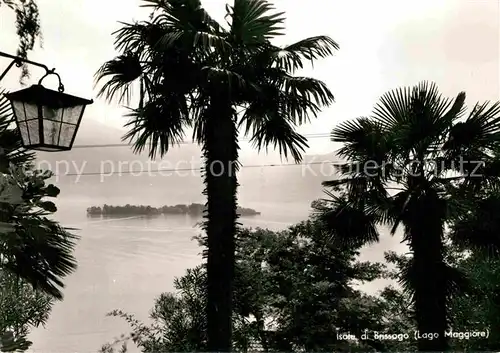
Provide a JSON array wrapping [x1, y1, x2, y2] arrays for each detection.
[[95, 0, 337, 161], [321, 81, 500, 351]]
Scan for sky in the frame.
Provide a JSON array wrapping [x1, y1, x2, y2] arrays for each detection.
[[0, 0, 499, 156]]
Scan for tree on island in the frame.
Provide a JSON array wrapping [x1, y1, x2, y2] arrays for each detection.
[[87, 203, 260, 216], [94, 0, 337, 350]]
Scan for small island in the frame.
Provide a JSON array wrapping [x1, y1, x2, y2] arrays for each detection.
[[86, 203, 261, 217]]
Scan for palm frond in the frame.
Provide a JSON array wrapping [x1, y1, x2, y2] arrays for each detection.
[[332, 117, 390, 165], [201, 66, 252, 93], [271, 36, 339, 72], [239, 69, 332, 148], [281, 76, 334, 120], [371, 85, 412, 129], [246, 111, 308, 163], [122, 94, 190, 159], [456, 154, 500, 192], [143, 0, 219, 34], [386, 189, 413, 236], [371, 82, 461, 158], [155, 29, 231, 55], [113, 21, 154, 54], [140, 0, 230, 54], [94, 53, 144, 103], [316, 191, 380, 248], [440, 91, 467, 132], [322, 176, 350, 189], [241, 73, 332, 126], [240, 74, 332, 163], [411, 81, 458, 125], [0, 129, 34, 166], [2, 220, 78, 300], [228, 0, 285, 43], [444, 101, 500, 154], [0, 91, 14, 125]]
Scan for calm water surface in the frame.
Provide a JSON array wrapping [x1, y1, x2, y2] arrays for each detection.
[[28, 198, 309, 352], [27, 170, 405, 353]]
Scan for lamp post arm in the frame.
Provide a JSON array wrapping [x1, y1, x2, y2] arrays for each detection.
[[0, 51, 64, 92], [0, 51, 50, 81]]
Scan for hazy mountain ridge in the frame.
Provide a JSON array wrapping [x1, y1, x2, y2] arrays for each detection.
[[35, 119, 203, 174], [35, 119, 341, 173], [35, 120, 339, 208]]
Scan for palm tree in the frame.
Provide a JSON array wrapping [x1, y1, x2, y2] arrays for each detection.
[[94, 0, 337, 350], [0, 89, 78, 300], [320, 81, 500, 351]]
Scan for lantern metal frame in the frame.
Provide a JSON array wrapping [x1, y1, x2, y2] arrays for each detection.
[[0, 50, 93, 151], [0, 51, 59, 84]]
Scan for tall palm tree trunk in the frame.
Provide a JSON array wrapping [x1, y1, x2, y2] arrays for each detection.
[[203, 94, 239, 352], [409, 193, 448, 351]]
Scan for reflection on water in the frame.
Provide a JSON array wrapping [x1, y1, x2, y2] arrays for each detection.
[[29, 196, 406, 353], [29, 202, 306, 353], [30, 212, 203, 353], [26, 155, 328, 352]]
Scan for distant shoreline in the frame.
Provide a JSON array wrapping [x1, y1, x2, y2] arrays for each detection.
[[86, 203, 261, 217]]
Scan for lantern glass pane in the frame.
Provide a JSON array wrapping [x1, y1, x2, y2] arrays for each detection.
[[26, 119, 39, 144], [23, 102, 39, 121], [6, 85, 93, 151], [43, 106, 63, 121], [43, 120, 62, 145], [62, 106, 84, 124], [59, 123, 76, 147], [12, 101, 26, 122], [17, 122, 29, 145]]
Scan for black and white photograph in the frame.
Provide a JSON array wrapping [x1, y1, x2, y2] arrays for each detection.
[[0, 0, 499, 351]]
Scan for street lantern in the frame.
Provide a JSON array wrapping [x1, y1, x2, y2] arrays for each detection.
[[0, 50, 93, 152], [5, 84, 93, 151]]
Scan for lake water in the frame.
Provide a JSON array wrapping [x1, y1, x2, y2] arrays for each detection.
[[27, 167, 405, 353]]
